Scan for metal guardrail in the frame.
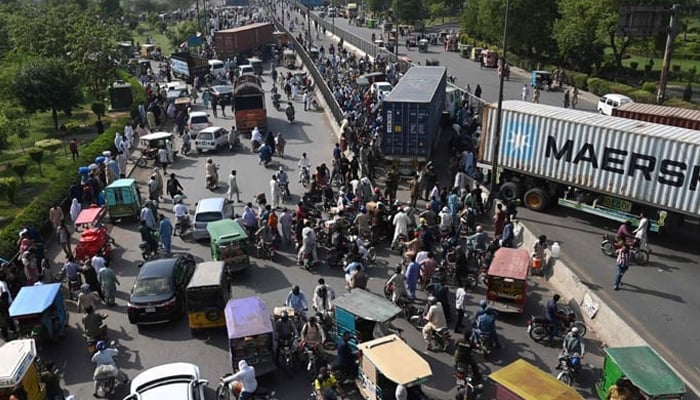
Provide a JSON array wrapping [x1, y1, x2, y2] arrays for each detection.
[[267, 7, 345, 124]]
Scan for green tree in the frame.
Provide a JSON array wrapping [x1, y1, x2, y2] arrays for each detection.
[[98, 0, 123, 18], [0, 177, 19, 204], [166, 20, 200, 49], [10, 58, 83, 131], [11, 160, 28, 184], [28, 148, 44, 176], [427, 0, 447, 23], [367, 0, 388, 14], [0, 107, 28, 153], [392, 0, 425, 23], [553, 0, 606, 73]]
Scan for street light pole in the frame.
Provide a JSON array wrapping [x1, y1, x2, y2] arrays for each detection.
[[489, 0, 510, 201]]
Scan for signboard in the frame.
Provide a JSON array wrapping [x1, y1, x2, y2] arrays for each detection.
[[581, 292, 600, 319], [617, 6, 668, 37]]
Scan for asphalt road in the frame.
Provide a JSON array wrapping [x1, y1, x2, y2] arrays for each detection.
[[310, 11, 700, 396], [18, 53, 609, 400]]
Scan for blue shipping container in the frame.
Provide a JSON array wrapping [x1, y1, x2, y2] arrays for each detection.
[[381, 66, 446, 160]]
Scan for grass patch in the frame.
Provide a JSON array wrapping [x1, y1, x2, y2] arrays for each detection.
[[425, 16, 460, 28], [133, 22, 175, 55], [621, 55, 700, 73]]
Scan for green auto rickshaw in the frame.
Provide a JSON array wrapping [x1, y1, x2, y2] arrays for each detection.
[[103, 178, 142, 222], [596, 346, 686, 400], [207, 219, 250, 274], [185, 261, 232, 335]]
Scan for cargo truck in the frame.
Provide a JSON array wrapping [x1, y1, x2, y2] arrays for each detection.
[[214, 22, 274, 60], [232, 75, 267, 133], [479, 101, 700, 231], [381, 66, 446, 166], [612, 102, 700, 131], [170, 52, 210, 83], [346, 3, 358, 19]]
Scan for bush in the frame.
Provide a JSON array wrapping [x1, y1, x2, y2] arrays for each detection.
[[608, 82, 635, 95], [586, 77, 611, 96], [664, 98, 700, 109], [683, 83, 693, 102], [27, 148, 44, 176], [0, 177, 19, 204], [641, 82, 657, 94], [627, 90, 657, 104], [567, 72, 589, 90], [117, 70, 147, 123], [11, 160, 29, 184], [91, 102, 107, 121], [35, 139, 63, 152], [630, 61, 639, 70]]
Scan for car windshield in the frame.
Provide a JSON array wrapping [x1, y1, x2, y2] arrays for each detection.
[[378, 84, 392, 91], [198, 132, 213, 141], [195, 212, 222, 222], [133, 277, 171, 296], [191, 116, 209, 124]]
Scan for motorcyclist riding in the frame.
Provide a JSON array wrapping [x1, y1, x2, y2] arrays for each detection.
[[173, 198, 190, 232], [251, 126, 263, 151], [285, 285, 308, 320], [422, 296, 448, 350], [557, 327, 585, 368], [205, 158, 219, 189], [545, 294, 561, 342], [91, 341, 128, 392], [285, 102, 295, 122], [466, 225, 488, 257], [274, 311, 298, 364], [297, 221, 318, 264], [82, 306, 107, 339], [314, 366, 344, 400], [470, 299, 500, 348], [181, 130, 191, 155], [385, 265, 408, 304], [277, 166, 290, 196], [223, 360, 257, 400], [258, 143, 272, 165], [615, 221, 634, 243]]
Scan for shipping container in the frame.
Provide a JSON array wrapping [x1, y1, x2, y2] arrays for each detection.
[[479, 101, 700, 228], [381, 66, 446, 161], [214, 22, 274, 60], [612, 102, 700, 131]]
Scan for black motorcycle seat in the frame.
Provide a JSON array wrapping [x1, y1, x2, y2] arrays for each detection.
[[436, 327, 450, 334], [531, 316, 548, 324]]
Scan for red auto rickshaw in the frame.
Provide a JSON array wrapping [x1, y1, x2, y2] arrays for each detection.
[[486, 248, 530, 313]]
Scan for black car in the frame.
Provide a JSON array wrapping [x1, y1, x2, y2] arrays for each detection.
[[209, 85, 233, 106], [128, 254, 196, 324]]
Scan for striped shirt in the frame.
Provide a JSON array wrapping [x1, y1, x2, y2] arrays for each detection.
[[616, 248, 630, 267]]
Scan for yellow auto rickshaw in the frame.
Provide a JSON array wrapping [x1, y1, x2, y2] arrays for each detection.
[[0, 339, 45, 400], [283, 49, 296, 69], [490, 359, 585, 400], [185, 261, 232, 335]]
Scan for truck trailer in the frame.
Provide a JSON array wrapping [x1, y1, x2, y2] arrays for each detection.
[[233, 75, 267, 133], [170, 52, 209, 83], [612, 102, 700, 131], [214, 22, 274, 60], [479, 101, 700, 231], [381, 66, 446, 165]]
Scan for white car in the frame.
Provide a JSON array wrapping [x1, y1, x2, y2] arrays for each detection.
[[597, 93, 633, 116], [195, 126, 228, 152], [187, 111, 211, 138], [371, 81, 393, 100], [125, 363, 207, 400]]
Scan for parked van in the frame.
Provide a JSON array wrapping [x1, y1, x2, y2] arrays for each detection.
[[192, 197, 232, 240], [597, 93, 633, 116], [209, 59, 226, 80]]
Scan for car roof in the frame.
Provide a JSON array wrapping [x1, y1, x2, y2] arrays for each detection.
[[138, 258, 179, 278], [196, 197, 226, 212], [198, 126, 226, 134], [211, 85, 233, 94], [189, 111, 208, 117], [131, 362, 200, 400], [601, 93, 633, 102]]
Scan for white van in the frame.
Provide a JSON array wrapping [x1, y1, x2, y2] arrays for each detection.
[[192, 197, 232, 240], [597, 94, 633, 116], [209, 59, 226, 80]]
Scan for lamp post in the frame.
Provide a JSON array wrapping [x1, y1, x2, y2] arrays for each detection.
[[489, 0, 510, 202], [332, 0, 336, 36]]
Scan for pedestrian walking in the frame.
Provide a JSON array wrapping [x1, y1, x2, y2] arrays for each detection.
[[57, 222, 72, 258], [614, 243, 630, 290], [521, 84, 529, 102], [159, 214, 173, 254], [275, 132, 286, 157], [97, 264, 120, 306], [279, 207, 292, 244], [202, 90, 210, 109], [563, 89, 570, 108], [454, 281, 469, 332], [571, 87, 579, 109], [270, 175, 281, 208], [474, 84, 482, 99], [80, 262, 104, 301], [633, 212, 650, 252], [69, 138, 79, 161], [493, 203, 506, 237], [147, 174, 160, 205], [211, 96, 218, 118], [227, 170, 241, 202], [49, 205, 64, 230], [157, 147, 169, 173], [532, 87, 540, 103]]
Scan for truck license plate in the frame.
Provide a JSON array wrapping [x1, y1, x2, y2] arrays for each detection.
[[146, 307, 156, 313]]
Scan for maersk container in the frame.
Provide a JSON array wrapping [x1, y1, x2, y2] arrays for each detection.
[[479, 101, 700, 217], [612, 102, 700, 131], [381, 66, 446, 160]]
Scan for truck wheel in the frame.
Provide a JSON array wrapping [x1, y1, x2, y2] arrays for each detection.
[[524, 188, 549, 211], [499, 182, 520, 202]]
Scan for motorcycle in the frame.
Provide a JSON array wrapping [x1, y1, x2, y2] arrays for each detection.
[[285, 106, 295, 123], [302, 343, 320, 380], [527, 306, 587, 342], [409, 307, 452, 352], [215, 375, 277, 400], [175, 215, 190, 237], [390, 233, 408, 253], [139, 239, 159, 261], [600, 234, 649, 265], [301, 247, 317, 271], [300, 166, 310, 188], [255, 237, 276, 260], [470, 331, 495, 356], [272, 92, 282, 110], [280, 182, 291, 202], [259, 152, 272, 167], [93, 341, 122, 399], [350, 235, 376, 265], [278, 337, 295, 375], [56, 270, 82, 301], [252, 140, 261, 153], [181, 140, 191, 156], [206, 174, 218, 190], [455, 369, 485, 400], [556, 353, 582, 386]]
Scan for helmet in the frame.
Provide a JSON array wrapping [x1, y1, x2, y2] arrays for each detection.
[[292, 285, 300, 294], [96, 341, 106, 351], [570, 356, 581, 367], [280, 311, 289, 320], [428, 296, 437, 305], [479, 299, 488, 308], [207, 158, 213, 163], [571, 327, 580, 334], [359, 206, 367, 213]]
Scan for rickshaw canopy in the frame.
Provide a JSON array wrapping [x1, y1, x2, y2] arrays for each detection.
[[186, 261, 227, 289], [604, 346, 685, 397], [75, 206, 105, 226], [0, 339, 37, 388], [357, 335, 432, 386], [224, 297, 273, 339], [105, 178, 136, 190], [332, 289, 401, 322], [140, 132, 175, 142], [490, 359, 585, 400], [488, 248, 530, 280], [9, 283, 61, 317], [207, 219, 248, 243]]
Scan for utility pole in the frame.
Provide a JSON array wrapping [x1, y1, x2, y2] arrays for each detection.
[[195, 0, 202, 33], [490, 0, 510, 201], [306, 1, 312, 46], [657, 4, 681, 105]]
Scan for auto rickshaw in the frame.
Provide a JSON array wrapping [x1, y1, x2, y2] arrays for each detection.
[[136, 131, 175, 168], [471, 47, 483, 61], [406, 35, 417, 49], [140, 44, 156, 58], [425, 58, 439, 66], [459, 43, 473, 58], [103, 178, 142, 222], [273, 30, 289, 47], [355, 335, 432, 400], [283, 49, 296, 69], [207, 219, 250, 274], [224, 296, 276, 376], [486, 248, 530, 313], [138, 59, 151, 76], [531, 70, 553, 91], [331, 289, 402, 345], [418, 39, 429, 53], [174, 96, 192, 114], [490, 359, 585, 400], [247, 57, 263, 76], [309, 47, 320, 61], [185, 261, 232, 334], [481, 49, 498, 67], [0, 339, 45, 400], [9, 283, 68, 348], [596, 346, 686, 400]]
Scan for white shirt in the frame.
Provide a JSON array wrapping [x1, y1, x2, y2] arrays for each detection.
[[298, 156, 311, 169], [158, 148, 169, 163], [395, 385, 408, 400], [426, 303, 447, 329], [251, 128, 263, 143], [270, 179, 279, 194], [173, 203, 188, 218], [429, 186, 440, 201], [392, 212, 409, 236], [0, 280, 12, 304], [634, 217, 649, 238], [439, 211, 452, 231], [455, 287, 468, 310], [91, 255, 106, 273]]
